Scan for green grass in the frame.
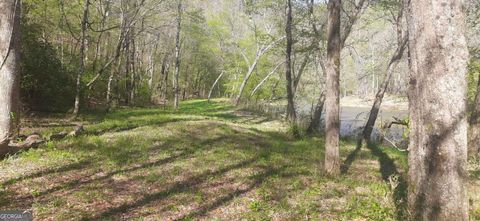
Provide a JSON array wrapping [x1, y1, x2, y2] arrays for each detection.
[[0, 99, 478, 220]]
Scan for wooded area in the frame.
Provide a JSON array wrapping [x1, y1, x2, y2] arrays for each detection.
[[1, 0, 480, 220]]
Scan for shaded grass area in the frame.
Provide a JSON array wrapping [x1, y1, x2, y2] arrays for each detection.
[[0, 99, 478, 220]]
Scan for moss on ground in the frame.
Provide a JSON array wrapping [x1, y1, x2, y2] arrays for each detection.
[[0, 99, 478, 220]]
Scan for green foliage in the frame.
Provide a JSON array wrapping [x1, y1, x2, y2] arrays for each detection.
[[344, 195, 394, 220], [20, 20, 76, 112]]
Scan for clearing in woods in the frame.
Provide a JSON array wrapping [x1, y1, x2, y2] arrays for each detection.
[[0, 99, 479, 220]]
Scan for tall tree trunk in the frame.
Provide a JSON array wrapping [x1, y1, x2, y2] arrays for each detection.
[[361, 33, 407, 145], [173, 0, 182, 110], [208, 71, 225, 101], [106, 11, 128, 110], [325, 0, 342, 175], [159, 53, 169, 100], [285, 0, 296, 124], [72, 0, 90, 118], [324, 0, 341, 176], [0, 0, 21, 155], [129, 32, 136, 105], [125, 36, 131, 105], [163, 61, 170, 103], [469, 76, 480, 157], [406, 0, 469, 219]]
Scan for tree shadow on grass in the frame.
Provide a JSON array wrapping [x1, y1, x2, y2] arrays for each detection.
[[339, 139, 408, 219], [11, 132, 227, 203], [11, 148, 192, 203], [3, 124, 255, 210], [174, 165, 288, 221], [1, 160, 91, 186], [87, 157, 259, 220], [85, 117, 193, 136], [1, 105, 311, 219], [341, 140, 362, 174], [367, 143, 408, 220]]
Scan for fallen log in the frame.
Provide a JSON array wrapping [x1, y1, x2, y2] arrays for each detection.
[[1, 124, 84, 158], [68, 124, 84, 137], [49, 131, 68, 141], [0, 134, 46, 157]]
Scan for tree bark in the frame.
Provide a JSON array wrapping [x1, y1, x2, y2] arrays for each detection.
[[406, 0, 469, 219], [72, 0, 90, 118], [173, 0, 182, 110], [285, 0, 296, 124], [324, 0, 341, 176], [0, 0, 21, 156]]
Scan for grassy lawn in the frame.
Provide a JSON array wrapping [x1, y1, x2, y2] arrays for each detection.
[[0, 99, 479, 220]]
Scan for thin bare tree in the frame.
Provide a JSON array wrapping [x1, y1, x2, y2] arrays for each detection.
[[72, 0, 90, 119], [285, 0, 296, 124], [173, 0, 183, 110]]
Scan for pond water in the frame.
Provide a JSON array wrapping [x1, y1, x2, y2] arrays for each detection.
[[297, 102, 409, 144], [247, 99, 409, 145], [338, 106, 408, 142]]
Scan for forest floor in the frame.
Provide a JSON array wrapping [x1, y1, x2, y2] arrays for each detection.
[[0, 99, 479, 220]]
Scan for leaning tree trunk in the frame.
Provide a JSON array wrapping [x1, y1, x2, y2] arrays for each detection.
[[324, 0, 342, 176], [235, 37, 285, 106], [72, 0, 89, 118], [235, 58, 259, 106], [208, 71, 225, 101], [173, 0, 182, 110], [406, 0, 469, 220], [284, 0, 296, 125], [250, 61, 284, 97], [0, 0, 21, 156], [361, 37, 407, 145], [307, 91, 325, 134]]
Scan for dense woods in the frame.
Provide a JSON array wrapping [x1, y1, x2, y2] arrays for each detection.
[[1, 0, 480, 220]]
